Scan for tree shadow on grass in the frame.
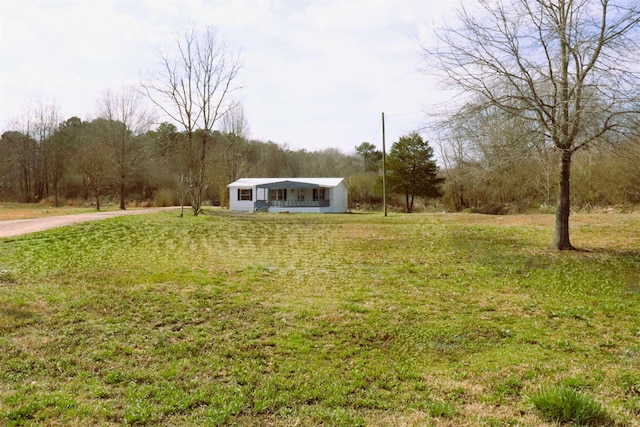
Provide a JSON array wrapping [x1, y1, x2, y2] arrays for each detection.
[[0, 306, 34, 320], [448, 228, 640, 291]]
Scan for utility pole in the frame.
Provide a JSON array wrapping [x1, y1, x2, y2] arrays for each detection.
[[382, 112, 387, 217]]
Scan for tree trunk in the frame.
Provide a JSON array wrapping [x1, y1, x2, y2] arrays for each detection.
[[53, 181, 59, 207], [95, 190, 101, 211], [552, 150, 574, 250], [191, 134, 208, 217], [191, 177, 202, 216], [119, 177, 126, 210]]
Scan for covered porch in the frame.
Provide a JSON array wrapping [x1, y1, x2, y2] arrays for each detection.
[[254, 180, 330, 212]]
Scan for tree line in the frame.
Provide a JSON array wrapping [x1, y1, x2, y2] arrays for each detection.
[[0, 100, 637, 215], [0, 99, 446, 213], [0, 110, 357, 209], [436, 106, 640, 214]]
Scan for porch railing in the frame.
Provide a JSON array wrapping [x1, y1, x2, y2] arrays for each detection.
[[255, 199, 330, 210]]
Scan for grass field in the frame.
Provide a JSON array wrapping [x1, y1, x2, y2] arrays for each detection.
[[0, 210, 639, 426]]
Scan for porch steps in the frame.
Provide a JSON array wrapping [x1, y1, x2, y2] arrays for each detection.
[[254, 200, 269, 212]]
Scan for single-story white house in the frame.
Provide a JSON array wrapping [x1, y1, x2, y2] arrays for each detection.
[[227, 177, 348, 213]]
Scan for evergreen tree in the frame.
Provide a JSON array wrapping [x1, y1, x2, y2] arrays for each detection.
[[387, 132, 443, 213]]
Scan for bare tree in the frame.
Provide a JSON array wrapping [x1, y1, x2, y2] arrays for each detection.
[[0, 133, 13, 197], [97, 86, 153, 209], [7, 112, 36, 202], [7, 101, 61, 203], [438, 104, 556, 211], [425, 0, 640, 249], [33, 101, 61, 202], [143, 26, 241, 216], [221, 102, 250, 182], [74, 120, 115, 211]]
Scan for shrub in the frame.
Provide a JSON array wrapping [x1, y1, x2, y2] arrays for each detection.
[[471, 204, 509, 215], [0, 269, 16, 284], [618, 372, 640, 396], [427, 401, 457, 418], [528, 386, 609, 425], [154, 188, 177, 207]]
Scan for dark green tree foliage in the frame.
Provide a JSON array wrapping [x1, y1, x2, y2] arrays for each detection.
[[387, 132, 443, 213], [48, 117, 82, 206], [0, 131, 37, 202], [355, 142, 382, 173]]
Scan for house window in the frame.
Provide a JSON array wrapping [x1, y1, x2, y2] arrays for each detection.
[[313, 188, 326, 201], [297, 192, 305, 202], [269, 188, 286, 200], [238, 188, 252, 201]]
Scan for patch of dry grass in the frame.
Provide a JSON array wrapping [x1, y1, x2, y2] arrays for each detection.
[[0, 203, 106, 220]]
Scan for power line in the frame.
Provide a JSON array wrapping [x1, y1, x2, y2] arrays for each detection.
[[383, 110, 425, 118], [369, 120, 381, 146]]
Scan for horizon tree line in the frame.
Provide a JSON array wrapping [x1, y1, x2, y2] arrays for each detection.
[[1, 106, 637, 214]]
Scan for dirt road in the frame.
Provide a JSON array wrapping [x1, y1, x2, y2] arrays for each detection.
[[0, 207, 180, 238]]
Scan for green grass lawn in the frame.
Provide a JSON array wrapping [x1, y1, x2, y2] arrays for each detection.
[[1, 211, 638, 426]]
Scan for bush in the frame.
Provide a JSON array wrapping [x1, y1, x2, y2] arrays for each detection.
[[471, 204, 509, 215], [0, 269, 16, 284], [528, 386, 609, 425], [154, 188, 177, 207], [427, 401, 457, 418], [470, 203, 528, 215]]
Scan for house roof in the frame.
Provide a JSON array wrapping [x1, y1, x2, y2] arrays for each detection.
[[227, 178, 345, 188]]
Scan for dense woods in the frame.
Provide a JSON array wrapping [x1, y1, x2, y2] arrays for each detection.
[[436, 107, 640, 214], [0, 114, 361, 209], [1, 110, 638, 212]]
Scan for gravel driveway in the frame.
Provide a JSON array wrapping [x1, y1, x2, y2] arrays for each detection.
[[0, 207, 180, 238]]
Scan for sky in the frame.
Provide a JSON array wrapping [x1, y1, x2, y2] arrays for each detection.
[[0, 0, 458, 154]]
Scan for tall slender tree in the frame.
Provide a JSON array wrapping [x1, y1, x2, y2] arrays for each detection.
[[97, 86, 152, 209], [74, 119, 114, 211], [221, 102, 250, 183], [33, 101, 61, 202], [425, 0, 640, 249], [7, 101, 60, 202], [143, 26, 242, 215], [48, 117, 83, 206], [0, 131, 35, 202]]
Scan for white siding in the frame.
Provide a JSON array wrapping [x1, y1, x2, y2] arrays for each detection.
[[227, 178, 349, 213], [328, 181, 349, 213], [228, 186, 255, 212]]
